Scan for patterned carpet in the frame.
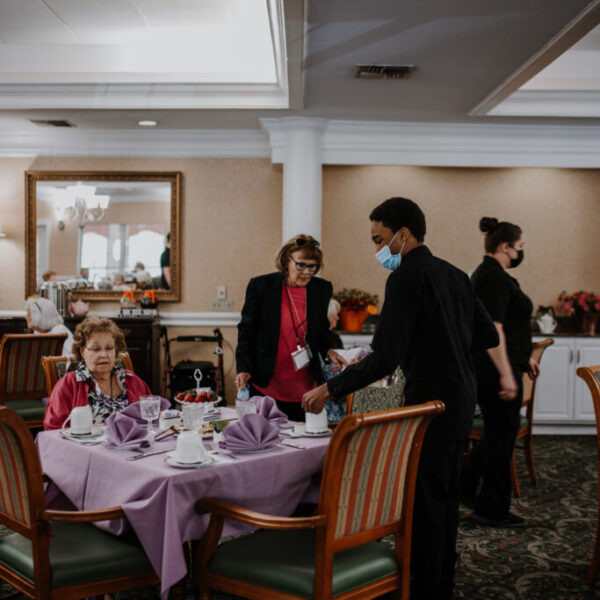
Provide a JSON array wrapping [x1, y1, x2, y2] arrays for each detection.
[[2, 436, 600, 599]]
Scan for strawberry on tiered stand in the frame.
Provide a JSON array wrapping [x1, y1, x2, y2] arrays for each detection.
[[174, 368, 219, 415]]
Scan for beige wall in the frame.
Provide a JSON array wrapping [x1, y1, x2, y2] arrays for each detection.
[[0, 156, 282, 312], [2, 158, 600, 401], [323, 166, 600, 309]]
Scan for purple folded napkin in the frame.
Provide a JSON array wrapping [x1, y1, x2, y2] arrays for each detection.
[[254, 396, 287, 424], [220, 413, 281, 451], [105, 411, 151, 449], [119, 397, 171, 425]]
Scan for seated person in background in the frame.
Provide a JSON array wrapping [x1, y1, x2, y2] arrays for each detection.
[[94, 276, 113, 290], [42, 270, 56, 282], [79, 267, 89, 280], [112, 272, 133, 291], [134, 261, 145, 272], [43, 317, 151, 430], [25, 297, 74, 357], [135, 269, 155, 290]]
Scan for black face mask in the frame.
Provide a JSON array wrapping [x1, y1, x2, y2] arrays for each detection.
[[508, 248, 524, 269]]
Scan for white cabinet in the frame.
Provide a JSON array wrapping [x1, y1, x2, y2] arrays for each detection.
[[533, 336, 600, 428]]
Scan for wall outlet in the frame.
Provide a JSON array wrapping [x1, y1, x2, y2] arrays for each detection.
[[217, 285, 227, 299], [212, 298, 232, 311]]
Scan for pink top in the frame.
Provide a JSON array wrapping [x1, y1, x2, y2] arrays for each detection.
[[254, 284, 317, 404], [43, 370, 152, 430]]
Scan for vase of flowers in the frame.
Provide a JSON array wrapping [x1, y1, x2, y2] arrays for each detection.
[[557, 291, 600, 335], [334, 288, 379, 332]]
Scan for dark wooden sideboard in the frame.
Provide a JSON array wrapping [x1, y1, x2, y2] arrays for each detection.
[[0, 316, 162, 393]]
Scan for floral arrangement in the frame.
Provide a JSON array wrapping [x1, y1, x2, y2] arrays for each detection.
[[557, 291, 600, 315], [334, 288, 379, 312]]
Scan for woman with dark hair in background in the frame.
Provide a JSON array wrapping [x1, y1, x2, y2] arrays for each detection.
[[235, 234, 345, 421], [462, 217, 540, 528]]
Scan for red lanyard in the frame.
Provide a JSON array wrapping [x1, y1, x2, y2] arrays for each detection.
[[284, 285, 307, 346]]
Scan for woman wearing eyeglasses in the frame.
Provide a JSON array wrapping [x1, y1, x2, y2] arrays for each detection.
[[235, 235, 346, 421], [43, 317, 152, 430]]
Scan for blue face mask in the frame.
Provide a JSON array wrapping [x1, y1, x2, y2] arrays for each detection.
[[375, 231, 406, 270]]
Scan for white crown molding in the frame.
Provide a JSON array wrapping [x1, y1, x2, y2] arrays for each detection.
[[0, 129, 270, 158], [262, 118, 600, 168], [0, 310, 241, 328], [488, 90, 600, 118], [0, 83, 289, 110], [1, 118, 600, 166], [158, 312, 241, 328]]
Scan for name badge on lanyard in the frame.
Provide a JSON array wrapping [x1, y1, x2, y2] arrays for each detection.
[[291, 343, 312, 371], [285, 284, 313, 371]]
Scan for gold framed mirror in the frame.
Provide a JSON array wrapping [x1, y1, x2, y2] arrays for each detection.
[[25, 171, 182, 302]]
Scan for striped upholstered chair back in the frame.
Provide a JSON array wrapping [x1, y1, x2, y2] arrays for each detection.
[[0, 407, 45, 531], [319, 401, 444, 546], [0, 333, 67, 401]]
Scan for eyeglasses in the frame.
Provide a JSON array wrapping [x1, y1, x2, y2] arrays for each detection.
[[293, 238, 320, 249], [84, 345, 116, 355], [290, 258, 319, 272]]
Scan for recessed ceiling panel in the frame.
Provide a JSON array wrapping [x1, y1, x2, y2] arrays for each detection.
[[0, 0, 287, 110]]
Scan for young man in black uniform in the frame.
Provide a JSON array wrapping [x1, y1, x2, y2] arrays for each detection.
[[302, 197, 499, 600]]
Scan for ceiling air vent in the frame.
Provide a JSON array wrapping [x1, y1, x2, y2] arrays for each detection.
[[354, 64, 415, 79], [30, 119, 75, 128]]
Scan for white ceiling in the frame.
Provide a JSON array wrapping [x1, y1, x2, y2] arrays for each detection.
[[0, 0, 598, 130]]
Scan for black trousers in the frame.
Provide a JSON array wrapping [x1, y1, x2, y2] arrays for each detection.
[[410, 437, 464, 600], [462, 363, 523, 518]]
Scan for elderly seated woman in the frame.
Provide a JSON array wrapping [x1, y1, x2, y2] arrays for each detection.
[[43, 317, 151, 430], [25, 296, 74, 357]]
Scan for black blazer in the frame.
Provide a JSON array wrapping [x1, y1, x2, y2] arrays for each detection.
[[236, 272, 334, 387]]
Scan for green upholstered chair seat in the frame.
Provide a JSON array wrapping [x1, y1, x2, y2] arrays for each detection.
[[4, 399, 46, 421], [209, 529, 398, 599], [0, 521, 154, 588], [471, 415, 528, 432]]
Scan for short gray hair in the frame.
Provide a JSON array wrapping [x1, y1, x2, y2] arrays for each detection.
[[327, 298, 341, 319], [135, 270, 152, 284], [25, 297, 63, 331]]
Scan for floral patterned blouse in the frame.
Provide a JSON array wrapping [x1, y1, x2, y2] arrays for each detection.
[[75, 363, 130, 422]]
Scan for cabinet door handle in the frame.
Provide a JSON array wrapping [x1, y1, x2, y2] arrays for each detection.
[[577, 350, 581, 364], [569, 349, 574, 363]]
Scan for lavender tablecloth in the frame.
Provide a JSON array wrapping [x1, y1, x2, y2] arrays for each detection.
[[37, 409, 329, 598]]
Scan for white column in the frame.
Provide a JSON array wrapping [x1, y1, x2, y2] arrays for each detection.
[[281, 118, 326, 243]]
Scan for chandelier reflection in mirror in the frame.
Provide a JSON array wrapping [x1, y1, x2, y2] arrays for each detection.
[[53, 183, 110, 229]]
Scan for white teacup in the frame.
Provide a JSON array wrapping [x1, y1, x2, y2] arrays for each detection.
[[63, 405, 93, 435], [305, 409, 329, 434], [175, 431, 207, 463]]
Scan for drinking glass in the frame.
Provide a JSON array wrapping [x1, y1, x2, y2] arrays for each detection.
[[182, 403, 204, 431], [235, 396, 257, 419], [139, 395, 162, 444]]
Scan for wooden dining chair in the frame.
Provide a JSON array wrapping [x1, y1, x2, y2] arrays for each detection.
[[469, 337, 554, 497], [194, 400, 445, 600], [41, 351, 134, 397], [0, 406, 160, 599], [575, 364, 600, 584], [0, 333, 67, 430]]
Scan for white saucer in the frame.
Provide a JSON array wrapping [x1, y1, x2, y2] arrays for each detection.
[[281, 428, 332, 438], [164, 454, 214, 469], [166, 450, 212, 464], [61, 426, 104, 442]]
